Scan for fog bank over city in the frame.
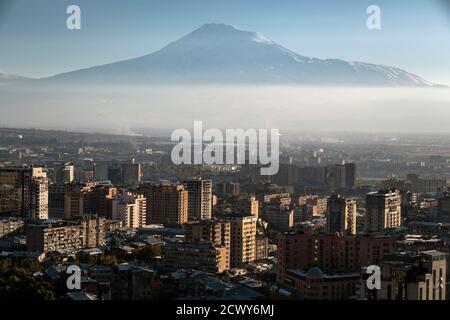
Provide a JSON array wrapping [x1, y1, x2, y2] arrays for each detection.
[[1, 85, 449, 136]]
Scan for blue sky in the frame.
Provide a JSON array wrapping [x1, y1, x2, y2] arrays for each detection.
[[1, 0, 449, 84]]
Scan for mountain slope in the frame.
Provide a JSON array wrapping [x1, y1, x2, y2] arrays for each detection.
[[44, 23, 435, 86], [0, 69, 30, 86]]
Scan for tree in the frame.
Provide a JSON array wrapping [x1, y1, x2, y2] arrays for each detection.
[[136, 246, 161, 263], [110, 233, 121, 249], [0, 266, 56, 300], [0, 260, 8, 273], [97, 254, 118, 266]]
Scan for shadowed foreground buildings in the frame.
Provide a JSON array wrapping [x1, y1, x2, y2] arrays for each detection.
[[49, 182, 117, 219], [0, 217, 24, 238], [359, 250, 447, 300], [184, 219, 231, 249], [163, 219, 231, 273], [26, 216, 106, 253], [231, 195, 259, 220], [438, 192, 450, 222], [163, 242, 230, 273], [276, 226, 395, 299]]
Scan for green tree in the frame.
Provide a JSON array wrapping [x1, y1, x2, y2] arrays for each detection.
[[0, 266, 56, 300]]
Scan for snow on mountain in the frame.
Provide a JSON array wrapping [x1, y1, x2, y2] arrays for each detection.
[[42, 23, 436, 86]]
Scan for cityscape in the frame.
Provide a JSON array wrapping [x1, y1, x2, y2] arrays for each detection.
[[0, 0, 450, 312], [0, 127, 449, 301]]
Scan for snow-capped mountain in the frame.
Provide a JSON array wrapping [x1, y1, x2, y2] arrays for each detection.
[[44, 23, 435, 86]]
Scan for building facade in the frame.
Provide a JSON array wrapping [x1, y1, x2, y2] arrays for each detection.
[[140, 183, 188, 225], [163, 242, 229, 273], [27, 216, 106, 253], [326, 194, 357, 235], [184, 178, 212, 221], [222, 214, 257, 267], [0, 166, 48, 219], [112, 192, 147, 228], [277, 227, 395, 283], [365, 189, 402, 232]]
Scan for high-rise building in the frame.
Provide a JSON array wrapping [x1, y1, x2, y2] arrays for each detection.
[[222, 214, 257, 267], [365, 189, 402, 232], [297, 195, 328, 218], [382, 178, 412, 192], [140, 183, 188, 225], [31, 175, 49, 220], [121, 159, 141, 185], [266, 206, 294, 232], [184, 178, 212, 221], [277, 226, 395, 282], [84, 185, 117, 218], [325, 163, 356, 191], [27, 216, 106, 253], [368, 250, 447, 300], [74, 164, 94, 183], [112, 192, 147, 228], [183, 219, 231, 270], [184, 219, 230, 247], [437, 192, 450, 222], [407, 174, 448, 193], [216, 181, 240, 198], [276, 226, 396, 299], [262, 193, 291, 221], [55, 162, 74, 183], [325, 164, 346, 191], [107, 164, 122, 185], [231, 195, 259, 219], [48, 183, 72, 219], [0, 166, 48, 219], [163, 242, 229, 273], [344, 163, 356, 188], [63, 183, 95, 219], [277, 268, 360, 300], [93, 161, 109, 181], [326, 194, 357, 235]]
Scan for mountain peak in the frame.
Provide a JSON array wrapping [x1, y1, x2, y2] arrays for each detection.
[[196, 23, 239, 32], [42, 24, 437, 87], [184, 23, 253, 39], [173, 23, 275, 48]]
